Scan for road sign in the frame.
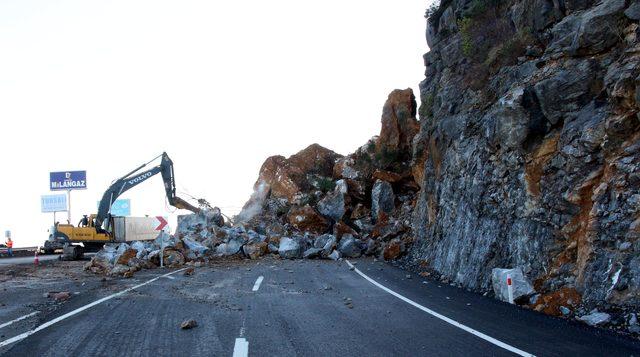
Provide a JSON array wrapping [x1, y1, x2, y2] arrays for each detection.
[[50, 171, 87, 191], [98, 199, 131, 216], [41, 194, 68, 212], [155, 216, 168, 231]]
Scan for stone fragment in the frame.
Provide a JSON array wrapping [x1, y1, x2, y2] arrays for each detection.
[[216, 237, 244, 256], [371, 180, 395, 221], [491, 268, 535, 303], [378, 89, 419, 153], [382, 239, 403, 261], [373, 169, 402, 183], [49, 291, 71, 301], [317, 180, 347, 221], [328, 250, 341, 261], [303, 248, 323, 259], [337, 234, 361, 258], [243, 242, 268, 260], [278, 237, 303, 259], [579, 311, 611, 326], [287, 205, 329, 234], [180, 319, 198, 329], [314, 234, 337, 257]]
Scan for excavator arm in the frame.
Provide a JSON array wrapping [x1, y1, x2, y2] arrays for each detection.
[[96, 152, 200, 230]]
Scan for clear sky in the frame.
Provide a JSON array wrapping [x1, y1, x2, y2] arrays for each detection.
[[0, 0, 429, 247]]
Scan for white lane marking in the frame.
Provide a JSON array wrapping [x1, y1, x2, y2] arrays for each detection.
[[252, 276, 264, 292], [232, 337, 249, 357], [0, 312, 39, 330], [162, 275, 176, 280], [345, 260, 534, 357], [0, 268, 187, 348]]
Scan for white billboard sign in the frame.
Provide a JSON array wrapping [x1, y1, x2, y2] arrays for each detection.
[[41, 194, 68, 213]]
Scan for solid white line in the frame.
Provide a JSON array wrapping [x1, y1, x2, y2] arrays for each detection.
[[252, 276, 264, 292], [0, 268, 187, 348], [345, 260, 534, 357], [232, 337, 249, 357], [0, 311, 39, 330]]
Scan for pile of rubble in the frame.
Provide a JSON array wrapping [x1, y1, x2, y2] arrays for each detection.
[[86, 90, 421, 277]]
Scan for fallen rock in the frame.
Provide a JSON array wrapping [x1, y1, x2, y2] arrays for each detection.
[[314, 234, 337, 257], [378, 88, 419, 153], [180, 319, 198, 329], [371, 180, 395, 221], [287, 205, 329, 234], [337, 234, 361, 258], [48, 291, 71, 301], [328, 250, 341, 261], [382, 239, 403, 261], [279, 237, 303, 259], [216, 237, 244, 256], [243, 242, 268, 260], [491, 268, 535, 304], [579, 311, 611, 326], [317, 180, 347, 221], [303, 247, 323, 259]]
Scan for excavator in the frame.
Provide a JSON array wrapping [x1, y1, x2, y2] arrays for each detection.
[[44, 152, 221, 259]]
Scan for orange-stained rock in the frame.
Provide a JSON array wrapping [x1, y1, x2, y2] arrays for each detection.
[[373, 169, 403, 183], [287, 205, 330, 234], [333, 221, 358, 239], [383, 239, 403, 260], [533, 287, 582, 316], [254, 144, 342, 202], [378, 89, 419, 153], [116, 249, 138, 265]]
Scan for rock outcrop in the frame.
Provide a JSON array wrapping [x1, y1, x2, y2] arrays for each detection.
[[412, 0, 640, 333]]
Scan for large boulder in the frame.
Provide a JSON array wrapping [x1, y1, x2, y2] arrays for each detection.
[[249, 144, 343, 202], [243, 242, 268, 260], [216, 236, 244, 256], [337, 234, 361, 258], [371, 180, 395, 221], [278, 237, 303, 259], [314, 234, 337, 257], [491, 268, 536, 304], [382, 239, 404, 261], [317, 180, 347, 221], [378, 89, 419, 153], [579, 311, 611, 326], [287, 205, 329, 234]]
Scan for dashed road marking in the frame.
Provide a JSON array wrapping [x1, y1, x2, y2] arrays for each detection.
[[0, 312, 39, 330], [252, 276, 264, 292], [233, 337, 249, 357], [0, 268, 188, 348], [345, 260, 534, 357]]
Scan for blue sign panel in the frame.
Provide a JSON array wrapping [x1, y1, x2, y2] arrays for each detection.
[[97, 199, 131, 216], [50, 171, 87, 191], [41, 194, 68, 212]]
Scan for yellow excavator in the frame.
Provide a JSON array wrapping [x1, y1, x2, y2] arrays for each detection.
[[44, 152, 219, 259]]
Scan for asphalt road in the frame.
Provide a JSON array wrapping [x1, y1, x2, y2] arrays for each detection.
[[1, 258, 639, 356]]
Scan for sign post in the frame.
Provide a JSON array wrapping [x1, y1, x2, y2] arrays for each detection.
[[49, 171, 87, 224]]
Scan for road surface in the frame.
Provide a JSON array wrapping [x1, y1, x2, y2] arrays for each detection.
[[0, 258, 639, 356]]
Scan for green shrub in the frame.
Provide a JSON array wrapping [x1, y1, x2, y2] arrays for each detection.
[[317, 177, 336, 193]]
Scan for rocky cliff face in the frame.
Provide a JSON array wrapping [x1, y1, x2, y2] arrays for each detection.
[[411, 0, 640, 325]]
